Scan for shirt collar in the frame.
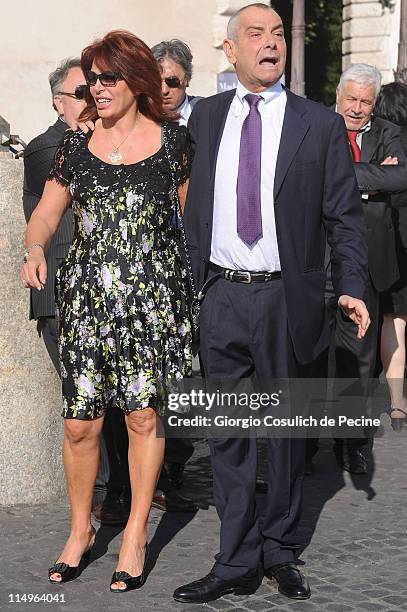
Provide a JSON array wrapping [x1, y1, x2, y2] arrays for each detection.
[[176, 94, 190, 122], [234, 79, 284, 116], [358, 119, 371, 134], [334, 106, 372, 134]]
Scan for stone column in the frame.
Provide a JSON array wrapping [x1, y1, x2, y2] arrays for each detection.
[[0, 159, 65, 506], [342, 0, 400, 83]]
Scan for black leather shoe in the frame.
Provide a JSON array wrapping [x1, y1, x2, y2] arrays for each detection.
[[173, 571, 260, 603], [265, 562, 310, 600], [336, 446, 368, 474], [152, 491, 198, 512], [163, 462, 185, 489]]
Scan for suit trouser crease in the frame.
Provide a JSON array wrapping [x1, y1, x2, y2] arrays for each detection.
[[199, 273, 305, 579]]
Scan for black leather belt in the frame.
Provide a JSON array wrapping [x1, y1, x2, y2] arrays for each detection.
[[209, 262, 281, 283]]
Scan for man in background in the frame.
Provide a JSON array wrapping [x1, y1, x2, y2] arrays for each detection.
[[307, 64, 407, 474], [152, 38, 202, 127], [151, 38, 202, 501]]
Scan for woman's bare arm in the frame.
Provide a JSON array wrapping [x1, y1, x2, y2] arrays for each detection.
[[21, 179, 72, 290]]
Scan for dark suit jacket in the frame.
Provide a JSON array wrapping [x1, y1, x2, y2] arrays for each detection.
[[352, 116, 407, 291], [23, 118, 74, 319], [185, 88, 368, 364], [389, 127, 407, 255], [188, 95, 203, 112]]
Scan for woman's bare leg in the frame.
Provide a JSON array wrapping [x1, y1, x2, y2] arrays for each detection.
[[50, 416, 104, 581], [381, 314, 407, 417], [111, 408, 164, 590]]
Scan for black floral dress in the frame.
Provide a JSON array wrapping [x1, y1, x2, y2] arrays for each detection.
[[47, 123, 193, 419]]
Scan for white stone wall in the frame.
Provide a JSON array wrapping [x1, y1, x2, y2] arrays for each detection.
[[0, 160, 65, 505], [1, 0, 219, 143], [342, 0, 400, 83], [213, 0, 270, 73]]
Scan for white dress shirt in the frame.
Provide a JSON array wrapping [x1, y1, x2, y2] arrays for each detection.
[[358, 120, 371, 200], [211, 80, 286, 272], [177, 95, 192, 126]]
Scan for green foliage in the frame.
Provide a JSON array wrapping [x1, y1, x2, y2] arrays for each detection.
[[305, 0, 342, 105], [272, 0, 343, 105]]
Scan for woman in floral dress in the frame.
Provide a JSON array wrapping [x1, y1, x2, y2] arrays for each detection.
[[20, 30, 193, 592]]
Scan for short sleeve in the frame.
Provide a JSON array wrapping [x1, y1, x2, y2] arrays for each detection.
[[47, 130, 72, 187], [169, 125, 193, 187]]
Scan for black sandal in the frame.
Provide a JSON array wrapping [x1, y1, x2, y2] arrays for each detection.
[[48, 526, 96, 583], [110, 543, 148, 593], [390, 408, 407, 432]]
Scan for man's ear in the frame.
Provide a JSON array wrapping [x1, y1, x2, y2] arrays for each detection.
[[53, 95, 64, 118], [335, 87, 340, 105], [223, 38, 237, 66]]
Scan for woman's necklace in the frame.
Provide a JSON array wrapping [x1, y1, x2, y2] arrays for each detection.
[[107, 129, 133, 164]]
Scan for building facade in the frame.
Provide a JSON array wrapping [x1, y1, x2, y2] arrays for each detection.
[[0, 1, 402, 143], [0, 0, 267, 142], [342, 0, 400, 82]]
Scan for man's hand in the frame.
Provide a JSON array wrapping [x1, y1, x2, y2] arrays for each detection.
[[381, 156, 398, 165], [338, 295, 370, 339], [74, 120, 96, 133]]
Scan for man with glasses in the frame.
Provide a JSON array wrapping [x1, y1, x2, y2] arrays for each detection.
[[152, 39, 202, 125], [150, 39, 203, 503], [23, 57, 86, 372], [23, 57, 131, 525]]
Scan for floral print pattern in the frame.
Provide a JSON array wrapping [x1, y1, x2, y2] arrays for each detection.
[[48, 124, 193, 419]]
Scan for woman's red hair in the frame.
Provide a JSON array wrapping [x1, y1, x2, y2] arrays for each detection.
[[79, 30, 176, 123]]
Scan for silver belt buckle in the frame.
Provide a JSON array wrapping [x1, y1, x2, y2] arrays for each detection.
[[240, 271, 252, 283]]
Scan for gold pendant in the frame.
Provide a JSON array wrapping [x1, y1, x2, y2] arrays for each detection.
[[107, 148, 122, 164]]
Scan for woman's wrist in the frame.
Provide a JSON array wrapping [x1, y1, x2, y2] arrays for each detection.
[[23, 243, 45, 262]]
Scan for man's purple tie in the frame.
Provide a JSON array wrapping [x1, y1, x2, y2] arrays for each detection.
[[237, 93, 262, 246]]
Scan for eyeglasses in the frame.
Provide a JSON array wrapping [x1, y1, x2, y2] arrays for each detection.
[[56, 84, 87, 100], [86, 70, 124, 87], [163, 76, 184, 88]]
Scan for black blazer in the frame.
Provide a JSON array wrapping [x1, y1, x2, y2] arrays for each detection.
[[185, 88, 368, 364], [391, 127, 407, 213], [353, 116, 407, 291], [23, 118, 74, 319]]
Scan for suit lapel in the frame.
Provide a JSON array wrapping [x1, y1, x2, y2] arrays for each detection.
[[209, 90, 235, 183], [274, 89, 310, 200], [361, 120, 379, 162]]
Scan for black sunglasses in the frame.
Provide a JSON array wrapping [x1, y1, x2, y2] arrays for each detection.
[[56, 84, 87, 100], [86, 70, 124, 87], [163, 76, 183, 88]]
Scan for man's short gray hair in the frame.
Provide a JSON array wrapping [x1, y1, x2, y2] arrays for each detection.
[[151, 39, 193, 83], [227, 3, 276, 41], [338, 63, 382, 98], [48, 57, 82, 100]]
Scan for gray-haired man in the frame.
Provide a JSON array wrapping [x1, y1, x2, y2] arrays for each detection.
[[307, 63, 407, 474], [152, 39, 202, 124], [151, 39, 203, 498], [23, 57, 86, 369]]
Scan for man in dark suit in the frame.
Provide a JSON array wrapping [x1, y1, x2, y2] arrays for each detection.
[[307, 64, 407, 475], [151, 38, 201, 505], [174, 4, 369, 605], [23, 58, 132, 524], [152, 39, 203, 128], [23, 58, 85, 367]]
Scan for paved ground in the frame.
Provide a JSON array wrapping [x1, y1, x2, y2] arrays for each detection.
[[1, 402, 407, 612]]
